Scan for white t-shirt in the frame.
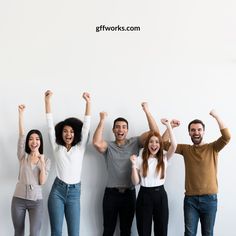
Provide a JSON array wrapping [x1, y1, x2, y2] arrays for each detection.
[[46, 113, 90, 184], [136, 155, 169, 187]]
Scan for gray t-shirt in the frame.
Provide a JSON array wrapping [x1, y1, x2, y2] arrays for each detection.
[[104, 137, 141, 188]]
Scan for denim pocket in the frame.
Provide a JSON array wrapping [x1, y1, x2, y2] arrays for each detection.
[[205, 194, 217, 202]]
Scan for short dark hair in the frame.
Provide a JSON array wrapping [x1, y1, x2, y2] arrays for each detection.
[[113, 117, 129, 129], [55, 117, 83, 146], [188, 119, 205, 131], [25, 129, 43, 154]]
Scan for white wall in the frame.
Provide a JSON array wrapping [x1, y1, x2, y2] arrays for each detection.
[[1, 0, 236, 235]]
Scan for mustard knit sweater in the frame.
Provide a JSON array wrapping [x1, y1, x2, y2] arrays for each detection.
[[165, 128, 230, 195]]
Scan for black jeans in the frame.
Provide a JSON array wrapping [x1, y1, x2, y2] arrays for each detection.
[[136, 185, 169, 236], [103, 187, 136, 236]]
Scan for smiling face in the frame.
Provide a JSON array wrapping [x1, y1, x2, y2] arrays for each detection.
[[62, 125, 75, 148], [189, 123, 205, 145], [113, 121, 128, 143], [28, 133, 41, 153], [148, 135, 160, 156]]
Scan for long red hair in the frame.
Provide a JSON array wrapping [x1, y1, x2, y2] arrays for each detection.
[[141, 131, 165, 179]]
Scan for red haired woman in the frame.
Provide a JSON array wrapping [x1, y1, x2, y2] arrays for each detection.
[[130, 119, 177, 236]]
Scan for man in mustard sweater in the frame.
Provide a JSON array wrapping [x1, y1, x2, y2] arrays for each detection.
[[163, 109, 231, 236]]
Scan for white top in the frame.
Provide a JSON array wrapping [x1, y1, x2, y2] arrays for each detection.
[[46, 113, 90, 184], [136, 155, 169, 187]]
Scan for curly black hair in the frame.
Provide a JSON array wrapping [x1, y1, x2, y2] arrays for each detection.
[[55, 117, 83, 146]]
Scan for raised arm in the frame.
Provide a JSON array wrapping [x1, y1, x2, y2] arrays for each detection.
[[18, 104, 25, 136], [139, 102, 160, 145], [162, 119, 180, 142], [130, 155, 140, 185], [44, 90, 53, 114], [82, 92, 91, 116], [93, 112, 108, 153], [161, 118, 177, 160], [80, 92, 91, 147], [210, 109, 231, 149], [209, 109, 226, 130], [142, 102, 160, 132], [44, 90, 56, 149], [17, 105, 26, 160]]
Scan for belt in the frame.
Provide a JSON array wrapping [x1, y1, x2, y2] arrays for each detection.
[[54, 177, 80, 188], [107, 187, 135, 193], [140, 185, 164, 192]]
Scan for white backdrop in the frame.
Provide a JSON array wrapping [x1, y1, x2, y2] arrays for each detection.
[[1, 0, 236, 235]]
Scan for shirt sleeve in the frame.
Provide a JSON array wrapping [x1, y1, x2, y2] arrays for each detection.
[[164, 141, 185, 156], [46, 113, 56, 150], [17, 135, 25, 161], [164, 155, 171, 166], [43, 157, 51, 180], [80, 115, 91, 148], [212, 128, 231, 152]]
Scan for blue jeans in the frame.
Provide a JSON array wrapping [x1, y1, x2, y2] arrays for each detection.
[[184, 194, 217, 236], [48, 177, 81, 236]]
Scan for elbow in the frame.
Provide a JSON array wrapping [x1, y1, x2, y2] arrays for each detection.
[[39, 180, 46, 185], [173, 143, 177, 152], [92, 139, 98, 147], [221, 128, 231, 143], [168, 142, 177, 154], [133, 180, 139, 186], [170, 140, 177, 149], [93, 138, 107, 153], [92, 136, 99, 147], [93, 140, 100, 150], [131, 176, 140, 186], [223, 134, 231, 145]]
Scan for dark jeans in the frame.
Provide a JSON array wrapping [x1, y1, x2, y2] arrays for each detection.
[[136, 185, 169, 236], [11, 196, 43, 236], [103, 187, 136, 236], [48, 177, 81, 236], [184, 194, 217, 236]]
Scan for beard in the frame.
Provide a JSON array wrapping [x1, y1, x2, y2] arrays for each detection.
[[191, 136, 203, 145]]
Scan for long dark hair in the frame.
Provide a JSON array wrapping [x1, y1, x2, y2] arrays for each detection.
[[25, 129, 43, 154], [141, 131, 165, 179], [55, 117, 83, 146]]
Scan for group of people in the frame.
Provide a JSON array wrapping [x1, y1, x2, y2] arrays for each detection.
[[11, 90, 231, 236]]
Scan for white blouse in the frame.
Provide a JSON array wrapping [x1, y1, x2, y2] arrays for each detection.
[[136, 155, 169, 187], [46, 113, 90, 184]]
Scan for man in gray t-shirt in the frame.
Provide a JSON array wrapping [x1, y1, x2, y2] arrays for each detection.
[[93, 103, 159, 236]]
